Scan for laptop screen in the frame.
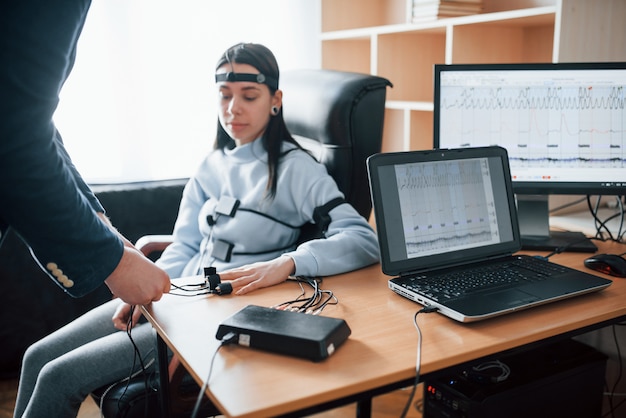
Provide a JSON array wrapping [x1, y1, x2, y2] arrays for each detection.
[[368, 146, 521, 276]]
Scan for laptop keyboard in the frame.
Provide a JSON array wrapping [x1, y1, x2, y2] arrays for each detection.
[[403, 257, 569, 301]]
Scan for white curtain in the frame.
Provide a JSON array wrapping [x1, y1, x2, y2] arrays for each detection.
[[55, 0, 321, 183]]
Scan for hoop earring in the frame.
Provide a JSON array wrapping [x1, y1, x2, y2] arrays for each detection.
[[271, 106, 279, 116]]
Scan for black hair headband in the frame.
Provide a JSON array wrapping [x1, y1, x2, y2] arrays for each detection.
[[215, 72, 278, 90]]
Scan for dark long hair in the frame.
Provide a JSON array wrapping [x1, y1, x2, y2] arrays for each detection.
[[214, 43, 303, 199]]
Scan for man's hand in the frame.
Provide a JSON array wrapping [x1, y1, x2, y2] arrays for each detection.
[[104, 247, 171, 305], [218, 255, 295, 295], [97, 212, 170, 304]]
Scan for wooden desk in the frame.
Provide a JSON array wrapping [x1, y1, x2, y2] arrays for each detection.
[[142, 240, 626, 418]]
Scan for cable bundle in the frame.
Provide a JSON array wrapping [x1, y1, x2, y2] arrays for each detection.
[[271, 276, 338, 315]]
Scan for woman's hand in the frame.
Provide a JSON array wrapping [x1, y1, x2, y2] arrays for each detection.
[[111, 302, 143, 331], [218, 255, 295, 295]]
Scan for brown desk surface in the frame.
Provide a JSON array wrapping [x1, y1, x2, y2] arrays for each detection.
[[142, 240, 626, 418]]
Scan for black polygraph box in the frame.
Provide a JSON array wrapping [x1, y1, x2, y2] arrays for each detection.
[[215, 304, 351, 361]]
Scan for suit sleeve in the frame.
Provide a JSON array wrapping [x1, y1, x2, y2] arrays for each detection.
[[0, 0, 124, 297]]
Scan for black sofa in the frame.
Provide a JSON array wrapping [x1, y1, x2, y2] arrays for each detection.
[[0, 178, 186, 378]]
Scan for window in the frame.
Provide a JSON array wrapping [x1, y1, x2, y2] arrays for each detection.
[[54, 0, 321, 183]]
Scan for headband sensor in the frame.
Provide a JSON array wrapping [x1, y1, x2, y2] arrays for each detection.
[[215, 72, 278, 90]]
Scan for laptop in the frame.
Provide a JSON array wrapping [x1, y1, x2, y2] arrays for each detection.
[[367, 146, 612, 322]]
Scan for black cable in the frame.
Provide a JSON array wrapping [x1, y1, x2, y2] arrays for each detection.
[[273, 276, 334, 314], [587, 195, 626, 243], [400, 305, 438, 418], [171, 281, 209, 290], [169, 281, 213, 297], [610, 196, 625, 241], [295, 278, 319, 311], [169, 273, 234, 297], [271, 278, 310, 310], [190, 332, 238, 418], [97, 357, 156, 416], [591, 195, 610, 240], [113, 305, 152, 416], [311, 289, 338, 315]]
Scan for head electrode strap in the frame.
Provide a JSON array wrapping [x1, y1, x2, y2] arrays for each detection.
[[215, 72, 279, 90]]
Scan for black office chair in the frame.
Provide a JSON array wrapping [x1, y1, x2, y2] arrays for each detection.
[[282, 69, 392, 219], [91, 68, 392, 418]]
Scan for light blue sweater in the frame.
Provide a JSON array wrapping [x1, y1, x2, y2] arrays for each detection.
[[156, 138, 380, 278]]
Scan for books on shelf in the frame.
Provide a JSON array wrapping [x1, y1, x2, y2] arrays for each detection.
[[412, 0, 483, 22]]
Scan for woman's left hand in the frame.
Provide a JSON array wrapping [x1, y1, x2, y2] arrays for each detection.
[[111, 302, 143, 331], [217, 255, 295, 295]]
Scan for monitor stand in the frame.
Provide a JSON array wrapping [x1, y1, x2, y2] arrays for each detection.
[[516, 195, 597, 253]]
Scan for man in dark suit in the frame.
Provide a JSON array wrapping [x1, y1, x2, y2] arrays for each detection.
[[0, 0, 170, 305]]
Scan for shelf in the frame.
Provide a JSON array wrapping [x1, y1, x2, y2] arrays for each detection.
[[321, 6, 556, 40], [321, 0, 624, 153], [321, 0, 407, 32], [386, 100, 433, 111], [322, 5, 557, 106], [382, 108, 434, 152]]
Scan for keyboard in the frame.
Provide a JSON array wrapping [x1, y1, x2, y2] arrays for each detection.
[[403, 256, 569, 301]]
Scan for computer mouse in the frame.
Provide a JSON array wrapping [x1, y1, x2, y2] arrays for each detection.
[[584, 253, 626, 278]]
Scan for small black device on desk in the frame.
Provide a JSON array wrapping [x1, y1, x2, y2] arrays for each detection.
[[216, 305, 351, 361]]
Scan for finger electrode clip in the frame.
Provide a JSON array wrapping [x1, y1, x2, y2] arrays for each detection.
[[215, 282, 232, 295], [203, 267, 233, 295]]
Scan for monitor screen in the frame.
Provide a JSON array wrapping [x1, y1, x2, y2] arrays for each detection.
[[433, 62, 626, 251]]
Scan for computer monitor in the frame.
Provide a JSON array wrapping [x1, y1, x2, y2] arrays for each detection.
[[433, 62, 626, 252]]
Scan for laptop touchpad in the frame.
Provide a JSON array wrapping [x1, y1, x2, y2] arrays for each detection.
[[488, 289, 539, 307]]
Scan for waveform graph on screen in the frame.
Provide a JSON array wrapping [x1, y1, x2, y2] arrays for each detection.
[[439, 82, 626, 173], [396, 158, 500, 258], [434, 64, 626, 252]]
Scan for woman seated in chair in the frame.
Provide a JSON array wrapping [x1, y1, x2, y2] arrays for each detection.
[[14, 42, 379, 418]]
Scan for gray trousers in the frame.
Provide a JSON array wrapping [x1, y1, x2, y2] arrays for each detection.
[[13, 299, 157, 418]]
